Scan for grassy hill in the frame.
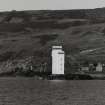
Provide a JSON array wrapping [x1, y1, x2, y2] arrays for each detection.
[[0, 8, 105, 74]]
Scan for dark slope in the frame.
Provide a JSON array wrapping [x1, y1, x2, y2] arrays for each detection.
[[0, 8, 105, 73]]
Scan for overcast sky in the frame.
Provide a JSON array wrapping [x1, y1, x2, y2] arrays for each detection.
[[0, 0, 105, 11]]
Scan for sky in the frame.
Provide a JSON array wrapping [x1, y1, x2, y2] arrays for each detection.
[[0, 0, 105, 11]]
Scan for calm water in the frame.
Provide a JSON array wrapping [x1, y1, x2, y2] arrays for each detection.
[[0, 78, 105, 105]]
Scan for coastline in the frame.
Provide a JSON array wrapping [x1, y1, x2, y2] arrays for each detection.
[[0, 71, 104, 80]]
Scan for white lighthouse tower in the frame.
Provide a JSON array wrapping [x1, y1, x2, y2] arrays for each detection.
[[52, 46, 65, 75]]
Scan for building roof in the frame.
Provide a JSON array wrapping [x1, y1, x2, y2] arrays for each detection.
[[52, 46, 62, 49]]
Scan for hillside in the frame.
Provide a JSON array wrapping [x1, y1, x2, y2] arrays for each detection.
[[0, 8, 105, 74]]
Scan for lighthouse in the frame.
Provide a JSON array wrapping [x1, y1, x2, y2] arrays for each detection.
[[52, 46, 65, 75]]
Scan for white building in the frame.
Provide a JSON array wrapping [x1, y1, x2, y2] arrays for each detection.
[[81, 67, 89, 71], [52, 46, 65, 75], [96, 62, 102, 72]]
